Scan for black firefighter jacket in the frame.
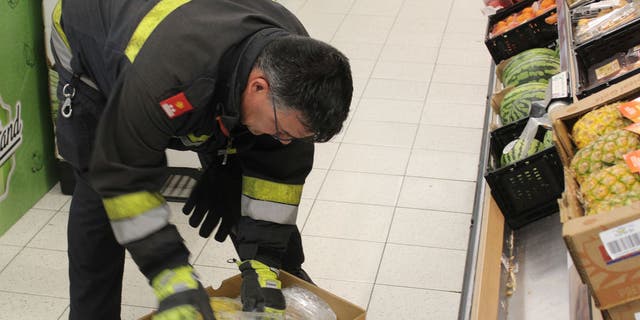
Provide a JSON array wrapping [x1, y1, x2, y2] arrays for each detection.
[[53, 0, 315, 274]]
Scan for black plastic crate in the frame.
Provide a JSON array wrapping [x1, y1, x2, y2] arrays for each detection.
[[484, 118, 564, 229], [574, 17, 640, 98], [485, 0, 559, 63]]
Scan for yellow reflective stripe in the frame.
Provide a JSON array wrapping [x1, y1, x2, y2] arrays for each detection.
[[52, 0, 70, 48], [152, 266, 199, 301], [103, 191, 165, 220], [242, 176, 303, 206], [125, 0, 191, 62], [264, 307, 285, 315], [187, 133, 209, 143], [246, 260, 282, 290]]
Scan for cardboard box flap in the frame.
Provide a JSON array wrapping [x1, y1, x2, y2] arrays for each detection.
[[491, 86, 515, 116], [563, 201, 640, 237]]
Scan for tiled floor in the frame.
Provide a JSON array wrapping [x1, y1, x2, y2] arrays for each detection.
[[0, 0, 491, 319]]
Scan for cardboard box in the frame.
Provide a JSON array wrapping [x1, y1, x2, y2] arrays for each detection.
[[562, 199, 640, 310], [602, 298, 640, 320], [551, 74, 640, 310], [140, 271, 366, 320]]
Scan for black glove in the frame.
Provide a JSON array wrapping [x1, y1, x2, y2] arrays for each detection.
[[182, 154, 242, 241]]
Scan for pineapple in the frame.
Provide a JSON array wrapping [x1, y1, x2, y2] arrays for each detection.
[[571, 102, 631, 149], [570, 129, 640, 183], [590, 191, 640, 215], [579, 163, 640, 215]]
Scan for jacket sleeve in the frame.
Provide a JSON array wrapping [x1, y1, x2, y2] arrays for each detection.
[[234, 135, 314, 268], [89, 68, 189, 279]]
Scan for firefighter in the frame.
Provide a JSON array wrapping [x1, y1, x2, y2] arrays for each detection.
[[50, 0, 352, 319]]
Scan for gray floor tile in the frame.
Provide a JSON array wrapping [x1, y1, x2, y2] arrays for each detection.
[[377, 243, 466, 291], [367, 284, 460, 320], [0, 248, 68, 298], [0, 291, 68, 320]]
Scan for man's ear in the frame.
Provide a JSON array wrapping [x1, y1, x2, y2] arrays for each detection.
[[247, 69, 269, 94]]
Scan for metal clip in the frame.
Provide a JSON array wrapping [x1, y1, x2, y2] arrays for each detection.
[[61, 83, 76, 118]]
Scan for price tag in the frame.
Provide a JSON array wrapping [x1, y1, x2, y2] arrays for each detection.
[[595, 59, 621, 80], [599, 219, 640, 261], [550, 72, 568, 99], [624, 150, 640, 173], [619, 99, 640, 122], [626, 123, 640, 135]]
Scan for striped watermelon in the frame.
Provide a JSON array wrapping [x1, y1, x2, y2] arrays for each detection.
[[499, 82, 547, 125], [500, 138, 542, 167], [542, 130, 553, 149], [501, 48, 560, 87]]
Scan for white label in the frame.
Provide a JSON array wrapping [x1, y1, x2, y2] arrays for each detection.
[[551, 72, 568, 99], [599, 218, 640, 261], [635, 312, 640, 320]]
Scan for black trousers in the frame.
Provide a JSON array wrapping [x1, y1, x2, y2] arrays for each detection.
[[68, 169, 125, 320], [55, 66, 126, 320]]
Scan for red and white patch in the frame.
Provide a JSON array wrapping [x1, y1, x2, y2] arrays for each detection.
[[159, 92, 194, 119]]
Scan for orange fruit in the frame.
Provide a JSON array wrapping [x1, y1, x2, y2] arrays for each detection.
[[545, 12, 558, 24]]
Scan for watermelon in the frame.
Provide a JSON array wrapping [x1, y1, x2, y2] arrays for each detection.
[[502, 48, 558, 78], [502, 56, 560, 87], [500, 138, 542, 167], [542, 130, 553, 149], [499, 82, 547, 125], [501, 48, 560, 87]]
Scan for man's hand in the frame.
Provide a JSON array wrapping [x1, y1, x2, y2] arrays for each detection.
[[238, 260, 286, 315], [151, 265, 214, 320], [183, 155, 241, 241]]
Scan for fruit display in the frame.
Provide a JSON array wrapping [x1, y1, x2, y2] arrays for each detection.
[[570, 102, 631, 149], [570, 129, 640, 183], [499, 82, 548, 125], [573, 0, 640, 45], [500, 47, 561, 87], [489, 0, 557, 37], [579, 163, 640, 215], [566, 100, 640, 216]]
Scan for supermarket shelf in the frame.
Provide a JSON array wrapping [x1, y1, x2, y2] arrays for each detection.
[[458, 64, 591, 320]]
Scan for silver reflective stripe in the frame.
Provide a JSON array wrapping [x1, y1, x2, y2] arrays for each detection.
[[109, 203, 170, 244], [50, 26, 100, 90], [241, 195, 298, 225]]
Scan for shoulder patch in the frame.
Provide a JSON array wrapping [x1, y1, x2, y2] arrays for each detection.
[[159, 92, 194, 119]]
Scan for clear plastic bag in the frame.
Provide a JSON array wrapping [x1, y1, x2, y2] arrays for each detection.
[[283, 286, 336, 320], [209, 285, 336, 320]]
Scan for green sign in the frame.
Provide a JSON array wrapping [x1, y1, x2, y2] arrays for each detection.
[[0, 0, 57, 235]]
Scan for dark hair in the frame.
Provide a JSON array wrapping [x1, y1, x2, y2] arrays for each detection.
[[255, 35, 353, 142]]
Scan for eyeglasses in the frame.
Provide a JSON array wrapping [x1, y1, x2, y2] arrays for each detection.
[[270, 95, 316, 143]]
